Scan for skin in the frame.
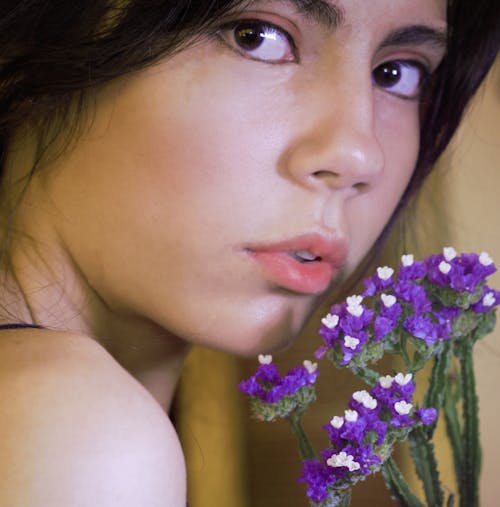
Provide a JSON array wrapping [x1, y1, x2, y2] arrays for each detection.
[[0, 0, 446, 505]]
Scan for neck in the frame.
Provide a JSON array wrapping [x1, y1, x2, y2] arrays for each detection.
[[0, 227, 190, 413], [0, 129, 191, 412]]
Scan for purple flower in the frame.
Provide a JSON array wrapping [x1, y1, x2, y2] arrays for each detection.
[[390, 399, 415, 427], [346, 443, 382, 474], [394, 280, 432, 313], [448, 252, 496, 293], [298, 459, 335, 502], [433, 306, 461, 340], [426, 253, 452, 288], [374, 315, 396, 341], [321, 444, 381, 479], [239, 357, 318, 404], [371, 375, 396, 407], [425, 249, 496, 294], [319, 311, 341, 347], [417, 407, 438, 425], [324, 410, 367, 446], [379, 295, 402, 321], [404, 314, 438, 345], [349, 390, 381, 421], [371, 373, 415, 410], [398, 254, 427, 281], [471, 286, 500, 313], [339, 331, 369, 365], [340, 308, 374, 335], [363, 266, 395, 296]]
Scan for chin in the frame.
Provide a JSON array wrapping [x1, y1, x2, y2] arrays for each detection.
[[216, 309, 309, 358]]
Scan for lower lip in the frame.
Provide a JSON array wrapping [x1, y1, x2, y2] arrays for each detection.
[[250, 251, 335, 294]]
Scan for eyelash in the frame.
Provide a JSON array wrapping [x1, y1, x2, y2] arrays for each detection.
[[217, 19, 432, 100], [217, 19, 298, 63], [372, 59, 431, 100]]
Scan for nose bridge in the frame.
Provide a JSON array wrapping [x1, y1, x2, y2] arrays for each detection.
[[284, 61, 384, 191]]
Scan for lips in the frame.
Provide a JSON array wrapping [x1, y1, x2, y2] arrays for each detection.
[[247, 233, 348, 294]]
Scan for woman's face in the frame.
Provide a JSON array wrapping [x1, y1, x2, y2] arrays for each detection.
[[44, 0, 446, 354]]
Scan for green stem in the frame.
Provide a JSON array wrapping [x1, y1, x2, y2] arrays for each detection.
[[399, 336, 413, 371], [381, 457, 425, 507], [337, 489, 352, 507], [458, 345, 480, 507], [288, 413, 316, 460], [409, 426, 444, 507], [351, 365, 380, 386], [423, 342, 452, 438], [443, 379, 463, 490]]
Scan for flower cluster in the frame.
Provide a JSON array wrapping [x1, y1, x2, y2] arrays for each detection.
[[317, 249, 499, 370], [299, 373, 437, 505], [239, 249, 499, 507], [238, 354, 319, 421]]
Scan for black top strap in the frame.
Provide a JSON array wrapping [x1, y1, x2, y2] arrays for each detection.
[[0, 323, 43, 330]]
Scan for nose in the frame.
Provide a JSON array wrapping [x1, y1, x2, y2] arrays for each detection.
[[281, 74, 384, 194]]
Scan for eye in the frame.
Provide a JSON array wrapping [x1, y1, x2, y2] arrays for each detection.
[[372, 60, 429, 100], [218, 20, 297, 63]]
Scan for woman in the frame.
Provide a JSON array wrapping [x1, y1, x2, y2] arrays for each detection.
[[0, 0, 498, 505]]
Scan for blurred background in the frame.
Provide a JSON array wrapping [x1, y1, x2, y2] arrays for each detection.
[[176, 57, 500, 507]]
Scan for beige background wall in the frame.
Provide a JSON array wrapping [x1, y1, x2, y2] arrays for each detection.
[[446, 59, 500, 506]]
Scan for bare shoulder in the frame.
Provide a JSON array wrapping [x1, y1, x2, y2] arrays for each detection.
[[0, 329, 186, 507]]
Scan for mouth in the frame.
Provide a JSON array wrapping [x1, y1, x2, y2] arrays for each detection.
[[246, 233, 348, 295], [288, 250, 322, 263]]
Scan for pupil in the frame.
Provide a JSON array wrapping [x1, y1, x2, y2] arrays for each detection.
[[375, 63, 400, 86], [235, 23, 264, 50]]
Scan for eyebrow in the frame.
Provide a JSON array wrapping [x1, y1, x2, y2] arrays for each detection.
[[280, 0, 345, 29], [278, 0, 447, 49], [379, 25, 448, 50]]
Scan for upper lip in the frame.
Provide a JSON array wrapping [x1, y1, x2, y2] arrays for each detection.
[[246, 233, 349, 268]]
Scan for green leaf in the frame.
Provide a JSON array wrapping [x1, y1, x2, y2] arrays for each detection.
[[409, 426, 444, 507], [381, 457, 425, 507], [458, 345, 481, 507]]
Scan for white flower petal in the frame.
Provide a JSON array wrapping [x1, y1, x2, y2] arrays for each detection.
[[381, 293, 396, 308], [258, 354, 272, 365], [439, 261, 452, 274], [443, 246, 457, 262], [379, 375, 394, 389], [394, 400, 413, 415], [346, 304, 363, 317], [330, 416, 344, 429], [344, 335, 360, 350], [377, 266, 394, 281], [394, 372, 412, 385], [303, 360, 318, 374], [352, 391, 367, 404], [321, 313, 339, 329], [345, 409, 358, 422], [479, 251, 494, 266], [346, 295, 363, 307], [483, 292, 496, 307], [401, 254, 414, 267]]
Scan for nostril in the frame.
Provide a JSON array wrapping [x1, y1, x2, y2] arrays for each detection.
[[312, 169, 337, 178], [353, 181, 370, 193], [311, 170, 372, 194]]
